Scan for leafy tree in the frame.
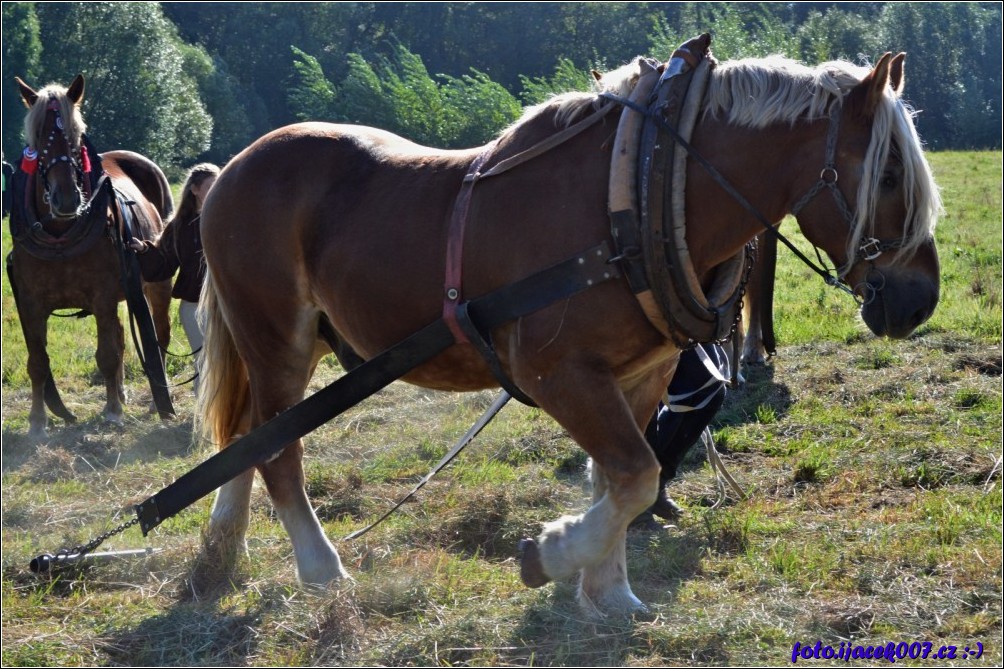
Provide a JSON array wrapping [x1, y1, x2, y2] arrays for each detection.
[[796, 8, 882, 64], [334, 52, 397, 132], [325, 43, 521, 149], [289, 46, 337, 122], [2, 2, 43, 162], [440, 69, 522, 148], [879, 2, 1001, 149], [31, 3, 212, 170], [650, 3, 799, 62], [180, 44, 256, 164]]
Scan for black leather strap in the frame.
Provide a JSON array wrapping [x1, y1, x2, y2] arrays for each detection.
[[136, 241, 621, 535]]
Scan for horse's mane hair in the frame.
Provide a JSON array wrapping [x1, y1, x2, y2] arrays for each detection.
[[705, 56, 941, 269], [23, 83, 87, 150], [521, 55, 941, 269]]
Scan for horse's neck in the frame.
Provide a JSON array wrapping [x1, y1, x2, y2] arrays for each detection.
[[685, 118, 819, 276]]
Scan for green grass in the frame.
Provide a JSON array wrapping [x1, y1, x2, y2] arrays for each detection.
[[2, 151, 1001, 666]]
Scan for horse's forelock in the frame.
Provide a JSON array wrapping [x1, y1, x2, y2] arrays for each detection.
[[23, 84, 87, 150], [849, 93, 942, 268]]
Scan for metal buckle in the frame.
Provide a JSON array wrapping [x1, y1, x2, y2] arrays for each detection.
[[859, 237, 884, 261]]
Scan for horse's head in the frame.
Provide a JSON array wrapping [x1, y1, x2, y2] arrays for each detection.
[[789, 54, 941, 339], [17, 74, 89, 219]]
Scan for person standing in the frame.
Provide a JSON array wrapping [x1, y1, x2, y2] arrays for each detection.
[[129, 163, 220, 394]]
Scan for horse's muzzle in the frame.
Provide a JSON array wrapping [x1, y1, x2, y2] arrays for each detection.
[[859, 268, 939, 339]]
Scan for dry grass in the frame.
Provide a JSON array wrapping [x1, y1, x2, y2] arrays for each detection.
[[2, 151, 1001, 665]]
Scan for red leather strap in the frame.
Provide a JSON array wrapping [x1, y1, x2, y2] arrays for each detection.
[[443, 142, 497, 344]]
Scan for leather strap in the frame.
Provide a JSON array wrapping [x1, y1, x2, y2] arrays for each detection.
[[136, 241, 620, 535]]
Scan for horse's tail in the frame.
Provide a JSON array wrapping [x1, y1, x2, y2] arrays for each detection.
[[195, 270, 250, 451]]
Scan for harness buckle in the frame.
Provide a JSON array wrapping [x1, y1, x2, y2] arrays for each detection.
[[859, 237, 884, 261]]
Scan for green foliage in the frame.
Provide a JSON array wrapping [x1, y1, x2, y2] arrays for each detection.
[[18, 3, 213, 169], [878, 3, 1002, 149], [314, 43, 521, 149], [650, 4, 800, 61], [797, 8, 882, 63], [179, 44, 255, 165], [1, 2, 42, 161], [518, 58, 597, 106], [288, 46, 337, 123], [439, 69, 523, 148], [4, 2, 1000, 166]]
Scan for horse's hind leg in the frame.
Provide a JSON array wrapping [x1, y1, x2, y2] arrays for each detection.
[[237, 318, 348, 585], [519, 360, 664, 613], [93, 299, 125, 424]]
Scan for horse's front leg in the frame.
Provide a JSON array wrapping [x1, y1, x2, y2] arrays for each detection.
[[93, 299, 125, 425], [21, 303, 54, 440], [518, 358, 665, 614]]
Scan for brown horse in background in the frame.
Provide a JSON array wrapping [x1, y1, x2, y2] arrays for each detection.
[[9, 75, 174, 439], [197, 50, 940, 614]]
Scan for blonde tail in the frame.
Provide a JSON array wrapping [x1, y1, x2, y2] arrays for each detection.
[[195, 270, 250, 451]]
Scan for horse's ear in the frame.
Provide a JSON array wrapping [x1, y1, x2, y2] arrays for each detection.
[[846, 52, 893, 120], [67, 74, 85, 106], [591, 70, 602, 82], [888, 53, 906, 97], [15, 76, 38, 108]]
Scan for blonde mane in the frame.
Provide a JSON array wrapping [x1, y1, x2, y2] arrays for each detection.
[[705, 56, 941, 269], [23, 83, 87, 151], [517, 55, 941, 270]]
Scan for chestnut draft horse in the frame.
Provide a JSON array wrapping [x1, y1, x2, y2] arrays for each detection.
[[197, 49, 940, 614], [9, 75, 174, 439]]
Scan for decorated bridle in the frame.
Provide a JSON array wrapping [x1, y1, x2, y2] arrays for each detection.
[[20, 97, 94, 214]]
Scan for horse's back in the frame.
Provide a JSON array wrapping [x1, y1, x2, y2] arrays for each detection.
[[101, 150, 174, 223], [203, 122, 477, 293]]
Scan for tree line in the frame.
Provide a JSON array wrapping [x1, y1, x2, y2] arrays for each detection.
[[3, 2, 1000, 175]]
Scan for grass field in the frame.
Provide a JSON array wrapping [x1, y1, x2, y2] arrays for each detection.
[[2, 151, 1001, 666]]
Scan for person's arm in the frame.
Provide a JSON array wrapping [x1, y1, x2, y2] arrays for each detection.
[[129, 220, 180, 282]]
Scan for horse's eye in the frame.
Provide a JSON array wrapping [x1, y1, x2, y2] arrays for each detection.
[[880, 172, 898, 191]]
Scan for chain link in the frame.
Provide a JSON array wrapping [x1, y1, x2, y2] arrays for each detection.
[[52, 516, 140, 562]]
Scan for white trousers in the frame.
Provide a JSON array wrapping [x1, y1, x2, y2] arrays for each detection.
[[178, 300, 203, 394]]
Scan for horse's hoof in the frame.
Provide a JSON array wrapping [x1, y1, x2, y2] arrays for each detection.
[[103, 412, 125, 427], [519, 538, 551, 588], [651, 495, 684, 522], [28, 426, 49, 442]]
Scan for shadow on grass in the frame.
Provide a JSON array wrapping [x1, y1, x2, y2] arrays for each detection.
[[1, 416, 196, 476], [718, 361, 793, 429]]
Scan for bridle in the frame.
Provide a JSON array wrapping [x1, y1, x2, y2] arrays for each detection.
[[602, 91, 912, 307], [25, 98, 92, 217]]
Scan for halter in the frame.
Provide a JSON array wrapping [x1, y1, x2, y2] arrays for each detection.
[[22, 98, 92, 215]]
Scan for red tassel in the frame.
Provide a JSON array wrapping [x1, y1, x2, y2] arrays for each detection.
[[80, 145, 91, 173], [21, 147, 38, 175]]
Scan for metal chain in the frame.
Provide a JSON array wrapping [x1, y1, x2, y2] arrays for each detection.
[[718, 238, 758, 346], [53, 516, 140, 562]]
